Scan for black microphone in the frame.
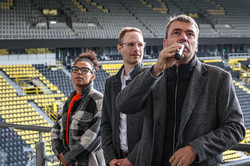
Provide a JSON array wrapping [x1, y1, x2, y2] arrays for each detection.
[[174, 42, 185, 60]]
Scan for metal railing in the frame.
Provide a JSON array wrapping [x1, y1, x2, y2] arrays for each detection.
[[1, 122, 250, 166], [0, 122, 58, 166]]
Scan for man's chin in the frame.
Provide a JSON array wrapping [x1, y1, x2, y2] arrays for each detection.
[[132, 56, 142, 61], [131, 60, 141, 65]]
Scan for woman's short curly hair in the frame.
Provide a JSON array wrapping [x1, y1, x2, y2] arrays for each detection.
[[73, 51, 99, 73]]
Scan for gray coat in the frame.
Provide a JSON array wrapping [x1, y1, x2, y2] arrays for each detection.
[[101, 63, 145, 165], [116, 58, 245, 166]]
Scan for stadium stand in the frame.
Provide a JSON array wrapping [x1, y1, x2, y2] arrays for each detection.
[[0, 0, 250, 165], [94, 66, 110, 94], [34, 64, 74, 97], [0, 64, 66, 165], [1, 0, 250, 40]]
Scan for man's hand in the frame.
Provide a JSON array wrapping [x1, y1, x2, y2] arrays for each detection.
[[109, 159, 122, 166], [152, 42, 183, 77], [116, 158, 133, 166], [169, 145, 197, 166], [109, 158, 133, 166], [59, 153, 72, 166]]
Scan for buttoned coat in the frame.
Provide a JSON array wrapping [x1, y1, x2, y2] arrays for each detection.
[[101, 63, 145, 165], [116, 58, 245, 166]]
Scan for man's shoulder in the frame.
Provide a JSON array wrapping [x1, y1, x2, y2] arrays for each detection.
[[105, 74, 119, 85], [105, 66, 124, 82], [202, 63, 229, 73], [201, 62, 231, 79]]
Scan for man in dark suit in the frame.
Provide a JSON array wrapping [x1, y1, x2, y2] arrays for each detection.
[[101, 27, 145, 166], [116, 15, 245, 166]]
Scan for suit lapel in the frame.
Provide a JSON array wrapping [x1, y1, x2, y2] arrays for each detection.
[[177, 61, 207, 146], [113, 81, 121, 98], [112, 80, 121, 120], [112, 78, 122, 152]]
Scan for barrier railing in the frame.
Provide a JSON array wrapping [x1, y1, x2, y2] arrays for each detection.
[[1, 122, 250, 166], [0, 122, 58, 166]]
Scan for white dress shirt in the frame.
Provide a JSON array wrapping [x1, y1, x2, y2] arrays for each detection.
[[119, 69, 132, 152]]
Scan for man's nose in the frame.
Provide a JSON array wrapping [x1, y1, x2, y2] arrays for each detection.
[[179, 32, 187, 42], [131, 44, 140, 52], [134, 43, 140, 50]]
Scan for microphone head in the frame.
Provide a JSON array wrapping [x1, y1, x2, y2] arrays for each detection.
[[174, 53, 182, 60], [174, 42, 185, 60]]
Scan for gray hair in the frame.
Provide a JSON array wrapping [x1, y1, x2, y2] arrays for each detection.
[[165, 14, 199, 39]]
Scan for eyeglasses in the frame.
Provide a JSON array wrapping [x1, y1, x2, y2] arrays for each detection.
[[120, 42, 146, 48], [71, 66, 93, 74]]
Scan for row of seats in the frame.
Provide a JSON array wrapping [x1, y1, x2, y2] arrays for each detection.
[[35, 64, 75, 97], [0, 64, 62, 165], [1, 0, 250, 39], [0, 127, 29, 166]]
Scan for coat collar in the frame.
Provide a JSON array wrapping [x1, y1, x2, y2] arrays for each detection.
[[114, 62, 144, 81], [113, 62, 144, 97], [68, 81, 93, 100]]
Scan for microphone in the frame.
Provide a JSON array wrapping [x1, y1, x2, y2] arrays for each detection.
[[174, 42, 185, 60]]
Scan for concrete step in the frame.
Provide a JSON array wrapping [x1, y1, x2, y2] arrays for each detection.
[[32, 79, 52, 94], [0, 71, 25, 96]]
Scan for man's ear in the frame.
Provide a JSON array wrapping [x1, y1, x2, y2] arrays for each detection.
[[195, 42, 199, 53], [117, 43, 122, 53], [163, 39, 168, 48]]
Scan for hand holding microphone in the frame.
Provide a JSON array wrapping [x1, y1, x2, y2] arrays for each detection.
[[174, 42, 185, 60], [152, 42, 185, 77]]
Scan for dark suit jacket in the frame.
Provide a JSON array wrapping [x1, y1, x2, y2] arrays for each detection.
[[101, 63, 145, 165], [116, 57, 245, 166]]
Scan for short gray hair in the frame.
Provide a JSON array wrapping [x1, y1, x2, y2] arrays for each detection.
[[165, 14, 199, 39]]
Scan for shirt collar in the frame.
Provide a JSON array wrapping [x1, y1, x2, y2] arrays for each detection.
[[170, 55, 197, 73], [120, 68, 133, 79]]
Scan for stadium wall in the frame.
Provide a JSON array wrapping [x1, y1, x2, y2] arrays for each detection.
[[1, 38, 250, 49]]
